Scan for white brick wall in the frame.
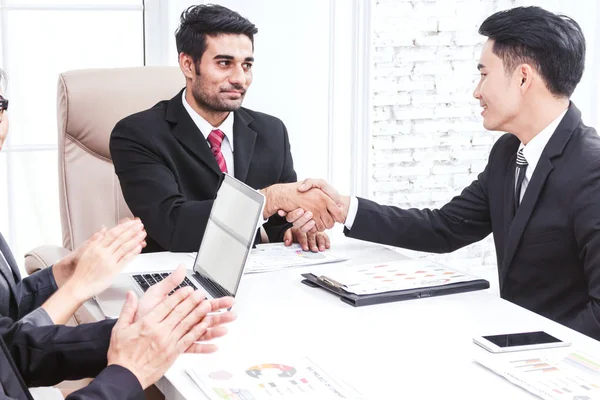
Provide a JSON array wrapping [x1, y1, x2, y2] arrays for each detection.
[[370, 0, 525, 283]]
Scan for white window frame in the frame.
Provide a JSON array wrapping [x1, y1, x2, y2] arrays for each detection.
[[0, 0, 144, 247]]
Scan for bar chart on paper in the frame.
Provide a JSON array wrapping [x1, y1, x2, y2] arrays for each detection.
[[477, 351, 600, 399]]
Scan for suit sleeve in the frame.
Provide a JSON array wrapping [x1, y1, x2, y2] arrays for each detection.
[[0, 394, 25, 400], [0, 316, 115, 387], [263, 120, 297, 243], [565, 158, 600, 339], [345, 153, 494, 253], [0, 394, 24, 400], [0, 234, 58, 321], [65, 365, 143, 400], [14, 267, 58, 320], [110, 120, 214, 252]]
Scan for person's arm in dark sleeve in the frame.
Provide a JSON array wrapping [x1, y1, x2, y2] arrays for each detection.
[[0, 235, 57, 322], [0, 317, 115, 387], [345, 143, 495, 253], [263, 121, 297, 243], [65, 365, 144, 400], [14, 267, 57, 322]]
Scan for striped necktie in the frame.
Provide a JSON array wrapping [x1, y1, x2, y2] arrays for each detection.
[[514, 148, 528, 209], [207, 129, 228, 174]]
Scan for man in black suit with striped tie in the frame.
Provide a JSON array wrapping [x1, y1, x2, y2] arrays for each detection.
[[295, 6, 600, 341]]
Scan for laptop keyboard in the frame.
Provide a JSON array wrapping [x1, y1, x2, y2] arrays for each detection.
[[194, 273, 230, 298], [132, 273, 198, 294]]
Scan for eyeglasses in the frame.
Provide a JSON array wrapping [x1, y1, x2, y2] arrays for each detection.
[[0, 95, 8, 113]]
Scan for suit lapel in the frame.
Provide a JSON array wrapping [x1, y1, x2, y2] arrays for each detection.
[[501, 102, 581, 283], [0, 234, 19, 296], [0, 255, 17, 295], [232, 109, 257, 182], [166, 90, 222, 177], [502, 152, 517, 242], [501, 157, 554, 283]]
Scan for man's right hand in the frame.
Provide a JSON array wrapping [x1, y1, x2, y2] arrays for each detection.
[[261, 182, 345, 231], [297, 179, 343, 205], [107, 287, 223, 389], [280, 179, 350, 234]]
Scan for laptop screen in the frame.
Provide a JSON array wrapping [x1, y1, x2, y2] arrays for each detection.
[[193, 174, 265, 295]]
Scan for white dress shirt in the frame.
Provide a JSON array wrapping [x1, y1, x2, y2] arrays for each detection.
[[181, 91, 269, 229], [515, 109, 568, 203], [182, 90, 235, 174], [345, 109, 569, 230]]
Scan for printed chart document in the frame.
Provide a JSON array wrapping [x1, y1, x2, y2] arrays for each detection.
[[187, 354, 362, 400], [313, 259, 480, 295], [476, 350, 600, 399], [245, 243, 347, 274]]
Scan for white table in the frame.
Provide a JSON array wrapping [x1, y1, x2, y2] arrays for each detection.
[[82, 233, 600, 400]]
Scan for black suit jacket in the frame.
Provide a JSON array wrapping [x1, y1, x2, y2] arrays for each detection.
[[0, 316, 143, 399], [110, 89, 297, 253], [0, 233, 57, 322], [346, 103, 600, 340]]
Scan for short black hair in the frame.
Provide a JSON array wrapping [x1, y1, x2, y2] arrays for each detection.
[[175, 4, 258, 69], [479, 6, 585, 97]]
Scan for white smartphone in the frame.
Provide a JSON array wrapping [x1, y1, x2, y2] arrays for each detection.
[[473, 331, 571, 353]]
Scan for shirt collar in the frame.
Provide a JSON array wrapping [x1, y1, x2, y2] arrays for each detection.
[[519, 109, 568, 174], [182, 89, 234, 151]]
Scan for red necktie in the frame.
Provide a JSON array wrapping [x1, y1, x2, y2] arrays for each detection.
[[207, 129, 228, 173]]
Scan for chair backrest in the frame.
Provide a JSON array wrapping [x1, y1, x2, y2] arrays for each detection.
[[57, 66, 184, 250]]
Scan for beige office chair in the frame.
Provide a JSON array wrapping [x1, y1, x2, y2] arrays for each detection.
[[25, 65, 269, 278], [24, 66, 184, 281], [22, 67, 183, 399]]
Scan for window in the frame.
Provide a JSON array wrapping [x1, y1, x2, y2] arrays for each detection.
[[0, 0, 144, 271]]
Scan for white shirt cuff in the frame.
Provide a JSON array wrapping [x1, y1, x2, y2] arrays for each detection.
[[257, 188, 269, 228], [255, 217, 268, 237], [29, 387, 64, 400], [344, 196, 359, 230], [22, 307, 55, 327]]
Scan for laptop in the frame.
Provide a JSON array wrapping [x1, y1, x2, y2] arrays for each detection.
[[95, 173, 265, 318]]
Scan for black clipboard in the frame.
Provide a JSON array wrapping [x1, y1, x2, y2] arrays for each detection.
[[301, 272, 490, 307]]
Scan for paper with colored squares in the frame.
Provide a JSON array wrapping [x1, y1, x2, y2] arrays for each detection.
[[315, 259, 479, 295]]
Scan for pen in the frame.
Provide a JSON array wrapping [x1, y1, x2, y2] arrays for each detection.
[[317, 275, 345, 289]]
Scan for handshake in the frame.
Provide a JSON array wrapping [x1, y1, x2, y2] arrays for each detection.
[[260, 178, 349, 233]]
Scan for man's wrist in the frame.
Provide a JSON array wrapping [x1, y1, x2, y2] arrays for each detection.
[[61, 279, 89, 304], [52, 258, 74, 288], [260, 185, 281, 218], [340, 195, 351, 224], [259, 187, 271, 219]]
